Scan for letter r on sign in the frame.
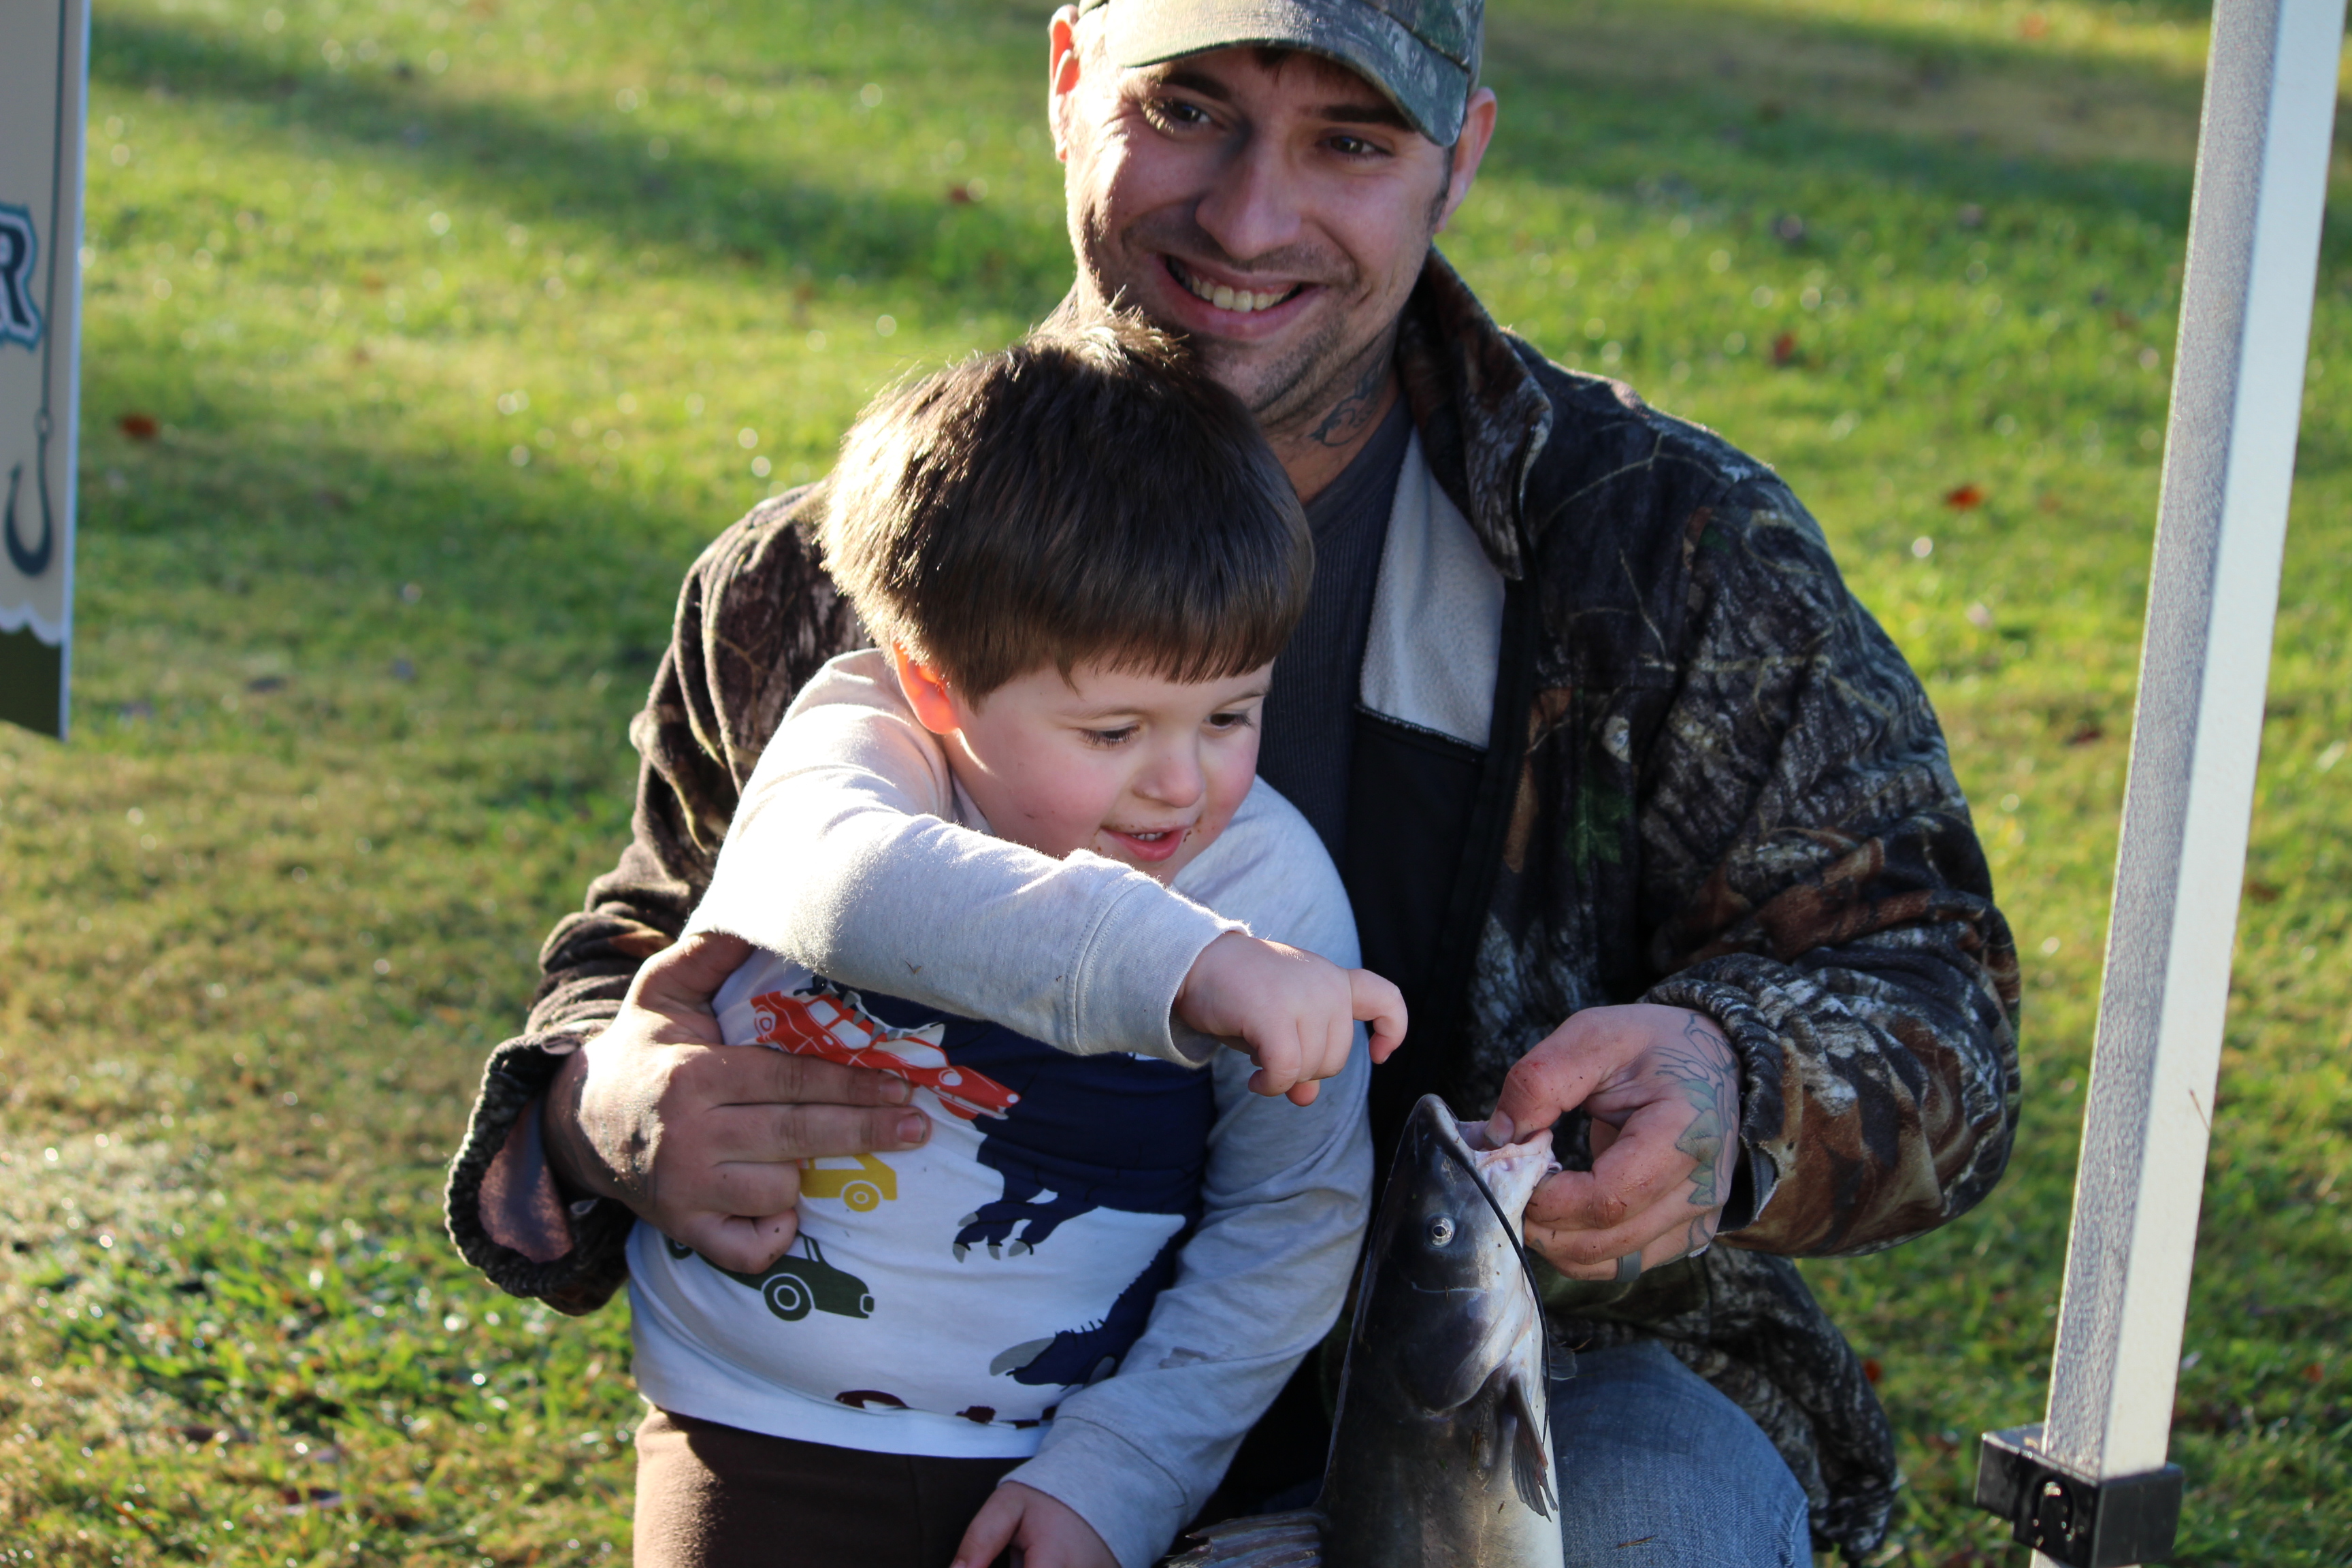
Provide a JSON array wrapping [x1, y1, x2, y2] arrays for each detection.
[[0, 206, 42, 350]]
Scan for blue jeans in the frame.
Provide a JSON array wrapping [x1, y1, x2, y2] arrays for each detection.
[[1552, 1339, 1812, 1566]]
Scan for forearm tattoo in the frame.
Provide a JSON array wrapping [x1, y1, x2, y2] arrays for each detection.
[[1656, 1015, 1739, 1253]]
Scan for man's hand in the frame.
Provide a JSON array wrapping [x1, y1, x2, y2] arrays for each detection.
[[1487, 1003, 1741, 1281], [1174, 932, 1407, 1105], [950, 1482, 1116, 1568], [541, 931, 932, 1274]]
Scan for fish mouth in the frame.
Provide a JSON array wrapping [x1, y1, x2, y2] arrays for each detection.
[[1407, 1094, 1558, 1238]]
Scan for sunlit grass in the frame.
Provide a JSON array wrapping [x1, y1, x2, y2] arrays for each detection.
[[0, 0, 2345, 1561]]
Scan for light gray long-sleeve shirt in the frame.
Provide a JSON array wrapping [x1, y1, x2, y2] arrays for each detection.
[[676, 650, 1374, 1568]]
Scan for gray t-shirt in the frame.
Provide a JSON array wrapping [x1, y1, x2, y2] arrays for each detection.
[[1256, 396, 1416, 862]]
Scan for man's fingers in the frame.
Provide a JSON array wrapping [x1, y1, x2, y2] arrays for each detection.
[[1522, 1175, 1690, 1275], [1523, 1100, 1729, 1277], [707, 1100, 932, 1164], [670, 1206, 800, 1275], [697, 1152, 804, 1220], [949, 1484, 1026, 1568], [717, 1043, 916, 1110], [1529, 1207, 1707, 1282], [1486, 1021, 1614, 1146], [1523, 1105, 1699, 1232]]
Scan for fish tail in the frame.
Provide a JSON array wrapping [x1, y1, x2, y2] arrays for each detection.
[[1164, 1509, 1323, 1568]]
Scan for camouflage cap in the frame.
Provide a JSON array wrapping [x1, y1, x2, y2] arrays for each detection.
[[1076, 0, 1482, 146]]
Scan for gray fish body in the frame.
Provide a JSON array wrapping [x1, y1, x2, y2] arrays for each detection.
[[1318, 1096, 1563, 1568], [1168, 1096, 1561, 1568]]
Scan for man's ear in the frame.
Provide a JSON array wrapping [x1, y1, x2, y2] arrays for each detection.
[[887, 643, 963, 737], [1434, 87, 1499, 235], [1048, 5, 1084, 163]]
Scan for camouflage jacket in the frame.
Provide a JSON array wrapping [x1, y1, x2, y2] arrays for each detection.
[[446, 253, 2021, 1561]]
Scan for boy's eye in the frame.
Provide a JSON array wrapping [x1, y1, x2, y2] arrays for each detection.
[[1206, 710, 1254, 732], [1085, 725, 1139, 747]]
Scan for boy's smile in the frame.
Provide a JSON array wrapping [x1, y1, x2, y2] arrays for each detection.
[[890, 649, 1272, 885]]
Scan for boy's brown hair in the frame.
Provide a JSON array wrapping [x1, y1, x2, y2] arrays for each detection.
[[818, 314, 1312, 699]]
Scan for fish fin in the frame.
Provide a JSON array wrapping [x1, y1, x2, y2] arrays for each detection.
[[1164, 1510, 1322, 1568], [1507, 1375, 1556, 1521]]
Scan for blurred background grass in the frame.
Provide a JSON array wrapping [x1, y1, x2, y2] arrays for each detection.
[[0, 0, 2345, 1561]]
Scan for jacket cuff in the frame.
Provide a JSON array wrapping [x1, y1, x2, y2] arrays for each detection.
[[1067, 869, 1241, 1066], [444, 1028, 637, 1316], [1636, 973, 1784, 1236], [1006, 1415, 1192, 1568]]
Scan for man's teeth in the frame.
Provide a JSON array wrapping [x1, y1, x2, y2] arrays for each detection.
[[1179, 267, 1292, 314]]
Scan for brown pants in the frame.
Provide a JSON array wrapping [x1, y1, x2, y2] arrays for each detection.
[[634, 1407, 1022, 1568]]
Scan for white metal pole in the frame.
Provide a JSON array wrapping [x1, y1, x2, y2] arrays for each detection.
[[2027, 0, 2343, 1561], [0, 0, 88, 740]]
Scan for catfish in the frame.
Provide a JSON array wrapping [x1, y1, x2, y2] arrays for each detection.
[[1170, 1094, 1564, 1568]]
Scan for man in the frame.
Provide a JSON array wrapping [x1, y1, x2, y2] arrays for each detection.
[[448, 0, 2021, 1561]]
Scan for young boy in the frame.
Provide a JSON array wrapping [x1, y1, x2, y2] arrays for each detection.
[[622, 318, 1405, 1568]]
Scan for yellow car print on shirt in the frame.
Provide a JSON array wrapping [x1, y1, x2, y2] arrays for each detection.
[[801, 1152, 897, 1212]]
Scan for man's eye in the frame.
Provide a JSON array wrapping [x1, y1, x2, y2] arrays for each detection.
[[1328, 134, 1383, 159], [1148, 97, 1214, 131]]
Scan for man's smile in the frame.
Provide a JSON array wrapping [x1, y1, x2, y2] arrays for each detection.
[[1166, 255, 1307, 316], [1150, 252, 1332, 342]]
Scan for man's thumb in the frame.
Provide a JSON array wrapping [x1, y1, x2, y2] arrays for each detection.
[[636, 929, 755, 1011]]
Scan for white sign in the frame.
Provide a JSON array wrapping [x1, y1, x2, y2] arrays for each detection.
[[0, 0, 87, 739]]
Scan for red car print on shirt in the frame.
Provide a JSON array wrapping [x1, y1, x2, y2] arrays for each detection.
[[748, 986, 1022, 1121]]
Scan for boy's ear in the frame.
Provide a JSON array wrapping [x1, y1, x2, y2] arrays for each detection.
[[887, 644, 962, 736]]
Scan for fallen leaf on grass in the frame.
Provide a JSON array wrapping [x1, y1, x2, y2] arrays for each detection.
[[1770, 331, 1798, 366], [1944, 483, 1984, 509], [118, 412, 160, 440], [1863, 1356, 1884, 1384]]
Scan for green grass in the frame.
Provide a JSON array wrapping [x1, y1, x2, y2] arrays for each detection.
[[0, 0, 2346, 1561]]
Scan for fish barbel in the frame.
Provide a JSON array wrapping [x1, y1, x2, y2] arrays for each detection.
[[1170, 1094, 1563, 1568]]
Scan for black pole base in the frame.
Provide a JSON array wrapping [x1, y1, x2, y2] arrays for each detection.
[[1974, 1425, 2184, 1567]]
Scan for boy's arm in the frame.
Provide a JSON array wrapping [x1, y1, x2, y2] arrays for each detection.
[[1002, 818, 1375, 1568], [689, 649, 1244, 1065]]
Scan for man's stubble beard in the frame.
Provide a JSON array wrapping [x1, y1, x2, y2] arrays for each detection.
[[1071, 202, 1418, 445]]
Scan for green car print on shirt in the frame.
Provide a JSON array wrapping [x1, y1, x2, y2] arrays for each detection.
[[665, 1234, 877, 1322]]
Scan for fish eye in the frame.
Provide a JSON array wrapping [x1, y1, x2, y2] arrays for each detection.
[[1426, 1215, 1456, 1247]]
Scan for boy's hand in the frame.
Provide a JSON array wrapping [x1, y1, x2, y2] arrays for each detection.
[[951, 1482, 1116, 1568], [1174, 932, 1407, 1106]]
